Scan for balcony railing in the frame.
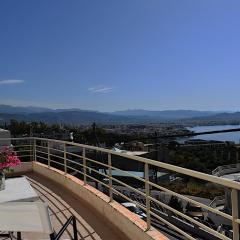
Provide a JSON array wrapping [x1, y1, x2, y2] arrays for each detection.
[[2, 137, 240, 240]]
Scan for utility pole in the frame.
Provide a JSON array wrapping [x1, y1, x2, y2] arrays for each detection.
[[152, 131, 158, 183], [92, 122, 100, 147], [92, 122, 104, 189], [29, 123, 33, 137]]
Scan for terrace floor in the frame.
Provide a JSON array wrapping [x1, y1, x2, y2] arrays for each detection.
[[20, 172, 127, 240]]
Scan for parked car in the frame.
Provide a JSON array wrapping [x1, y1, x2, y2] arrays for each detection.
[[121, 202, 146, 220]]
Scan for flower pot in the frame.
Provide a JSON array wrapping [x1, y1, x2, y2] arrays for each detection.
[[0, 171, 5, 191]]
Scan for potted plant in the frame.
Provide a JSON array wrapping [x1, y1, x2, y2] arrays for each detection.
[[0, 147, 21, 190]]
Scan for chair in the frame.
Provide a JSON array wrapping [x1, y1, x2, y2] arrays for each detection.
[[0, 202, 77, 240]]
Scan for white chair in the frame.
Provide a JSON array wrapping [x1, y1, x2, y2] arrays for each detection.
[[0, 202, 77, 240]]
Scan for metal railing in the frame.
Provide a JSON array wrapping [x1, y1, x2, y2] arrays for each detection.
[[2, 137, 240, 240]]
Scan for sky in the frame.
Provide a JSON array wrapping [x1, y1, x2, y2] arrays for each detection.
[[0, 0, 240, 112]]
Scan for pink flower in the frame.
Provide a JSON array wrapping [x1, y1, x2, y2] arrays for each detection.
[[0, 146, 21, 171]]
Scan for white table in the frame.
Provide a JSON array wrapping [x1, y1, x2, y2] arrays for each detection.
[[0, 176, 39, 203]]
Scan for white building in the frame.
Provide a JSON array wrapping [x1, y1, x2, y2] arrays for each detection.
[[0, 128, 11, 147]]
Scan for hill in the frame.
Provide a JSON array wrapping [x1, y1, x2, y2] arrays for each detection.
[[0, 105, 237, 124], [0, 111, 135, 124], [112, 109, 220, 119], [0, 105, 52, 114]]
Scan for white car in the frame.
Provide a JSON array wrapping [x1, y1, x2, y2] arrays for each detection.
[[121, 202, 147, 219]]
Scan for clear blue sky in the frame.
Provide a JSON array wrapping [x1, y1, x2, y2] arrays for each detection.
[[0, 0, 240, 112]]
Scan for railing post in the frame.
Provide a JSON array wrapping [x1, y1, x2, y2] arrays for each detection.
[[144, 162, 151, 230], [83, 148, 86, 184], [108, 153, 113, 202], [64, 143, 67, 174], [47, 140, 50, 168], [33, 138, 36, 162], [232, 189, 239, 240]]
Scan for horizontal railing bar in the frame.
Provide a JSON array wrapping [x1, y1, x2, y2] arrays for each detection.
[[30, 137, 240, 191], [65, 151, 83, 158], [235, 219, 240, 224], [36, 155, 48, 161], [36, 145, 66, 155], [35, 145, 48, 150], [18, 155, 32, 158], [150, 211, 196, 240], [36, 149, 64, 161], [36, 146, 67, 160], [111, 177, 146, 197], [111, 188, 146, 212], [49, 153, 65, 160], [85, 157, 109, 168], [149, 181, 233, 221], [1, 137, 32, 141], [148, 196, 229, 240], [36, 144, 48, 149], [50, 159, 65, 167], [85, 174, 109, 188], [85, 165, 109, 178], [49, 147, 65, 154], [66, 158, 84, 167], [36, 149, 48, 156], [14, 150, 32, 153], [110, 165, 145, 183], [66, 166, 84, 175], [12, 145, 32, 148]]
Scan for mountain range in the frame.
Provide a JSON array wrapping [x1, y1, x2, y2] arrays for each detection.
[[0, 104, 239, 125]]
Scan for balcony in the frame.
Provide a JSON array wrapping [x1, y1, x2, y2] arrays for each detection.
[[18, 172, 123, 240], [1, 137, 240, 240]]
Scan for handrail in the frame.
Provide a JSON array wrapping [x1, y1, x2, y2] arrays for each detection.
[[1, 137, 240, 240], [11, 136, 239, 191]]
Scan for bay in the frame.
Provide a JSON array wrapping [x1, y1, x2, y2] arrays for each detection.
[[187, 125, 240, 143]]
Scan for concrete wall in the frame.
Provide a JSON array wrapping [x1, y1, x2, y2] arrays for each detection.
[[32, 162, 168, 240], [5, 162, 33, 177]]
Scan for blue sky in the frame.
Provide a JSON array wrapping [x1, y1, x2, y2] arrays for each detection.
[[0, 0, 240, 112]]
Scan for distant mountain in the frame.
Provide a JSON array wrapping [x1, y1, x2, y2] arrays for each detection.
[[190, 112, 240, 121], [0, 111, 135, 124], [0, 105, 52, 114], [0, 105, 236, 124], [112, 109, 220, 119]]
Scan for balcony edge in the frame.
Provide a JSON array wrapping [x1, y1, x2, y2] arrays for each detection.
[[32, 162, 168, 240]]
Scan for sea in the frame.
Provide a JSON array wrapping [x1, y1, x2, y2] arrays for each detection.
[[187, 125, 240, 143]]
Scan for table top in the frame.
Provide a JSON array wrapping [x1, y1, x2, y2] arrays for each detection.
[[0, 176, 39, 203]]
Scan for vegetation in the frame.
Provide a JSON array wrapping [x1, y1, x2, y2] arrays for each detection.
[[161, 180, 224, 199], [0, 120, 149, 147], [1, 120, 63, 137], [165, 143, 239, 174]]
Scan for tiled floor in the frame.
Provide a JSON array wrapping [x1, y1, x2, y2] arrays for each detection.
[[21, 172, 126, 240]]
